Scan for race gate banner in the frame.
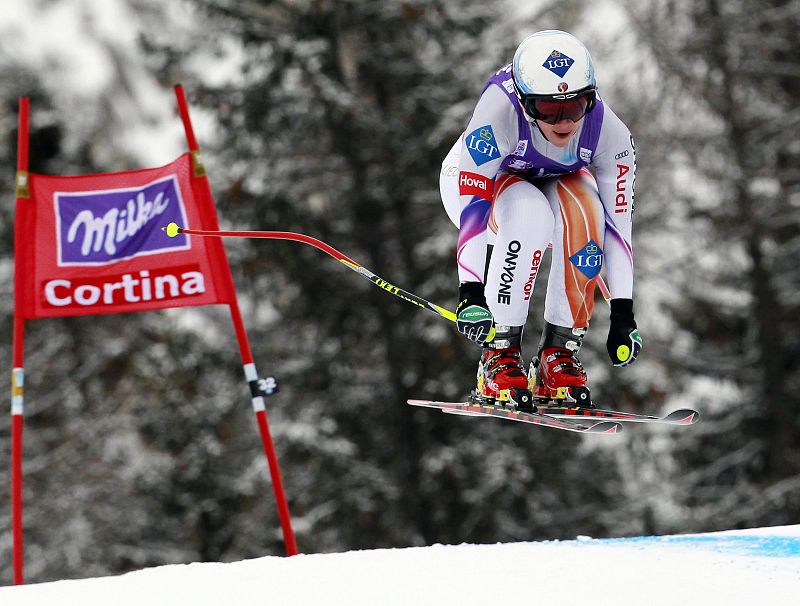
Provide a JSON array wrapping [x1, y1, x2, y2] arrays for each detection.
[[15, 153, 236, 318]]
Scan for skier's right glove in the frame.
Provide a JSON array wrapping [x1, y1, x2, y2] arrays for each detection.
[[606, 298, 643, 367], [456, 282, 495, 345]]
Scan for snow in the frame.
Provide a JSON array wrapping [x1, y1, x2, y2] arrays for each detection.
[[1, 525, 798, 605]]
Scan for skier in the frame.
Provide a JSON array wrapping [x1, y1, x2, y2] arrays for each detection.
[[440, 30, 643, 408]]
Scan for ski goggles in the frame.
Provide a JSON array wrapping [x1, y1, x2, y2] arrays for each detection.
[[521, 90, 596, 125]]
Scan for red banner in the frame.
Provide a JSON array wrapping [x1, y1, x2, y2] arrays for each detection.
[[14, 153, 236, 318]]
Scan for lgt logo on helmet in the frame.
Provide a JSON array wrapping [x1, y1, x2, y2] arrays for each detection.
[[543, 50, 574, 77]]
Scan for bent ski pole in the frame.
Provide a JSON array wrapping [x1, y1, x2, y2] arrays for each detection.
[[164, 222, 457, 324], [597, 274, 612, 304]]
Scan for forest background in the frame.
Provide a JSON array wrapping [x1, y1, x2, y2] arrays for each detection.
[[0, 0, 798, 584]]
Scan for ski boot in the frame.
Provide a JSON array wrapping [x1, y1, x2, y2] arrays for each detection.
[[473, 325, 534, 411], [529, 322, 593, 408]]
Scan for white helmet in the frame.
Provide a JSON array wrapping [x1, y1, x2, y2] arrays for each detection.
[[512, 30, 597, 123]]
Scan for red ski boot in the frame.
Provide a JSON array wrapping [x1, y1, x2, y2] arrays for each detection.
[[530, 323, 592, 407], [474, 325, 533, 409]]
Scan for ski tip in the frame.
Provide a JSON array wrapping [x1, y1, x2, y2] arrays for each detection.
[[664, 409, 701, 425], [588, 421, 624, 434], [164, 222, 183, 238]]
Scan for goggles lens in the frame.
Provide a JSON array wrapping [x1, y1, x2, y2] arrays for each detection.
[[524, 93, 592, 125]]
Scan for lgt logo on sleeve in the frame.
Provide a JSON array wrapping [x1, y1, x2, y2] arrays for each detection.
[[465, 125, 501, 166]]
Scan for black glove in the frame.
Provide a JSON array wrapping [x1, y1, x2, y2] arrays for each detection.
[[456, 282, 495, 345], [606, 298, 643, 367]]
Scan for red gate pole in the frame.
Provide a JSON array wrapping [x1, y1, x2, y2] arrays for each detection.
[[173, 85, 298, 556], [11, 97, 31, 585], [11, 328, 24, 585]]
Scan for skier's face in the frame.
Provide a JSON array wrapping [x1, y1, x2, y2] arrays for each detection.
[[536, 117, 583, 147]]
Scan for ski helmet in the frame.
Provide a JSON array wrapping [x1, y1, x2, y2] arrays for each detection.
[[512, 30, 597, 124]]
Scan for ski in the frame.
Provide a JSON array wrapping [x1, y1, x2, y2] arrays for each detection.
[[407, 400, 622, 434], [409, 398, 699, 428], [534, 405, 700, 425]]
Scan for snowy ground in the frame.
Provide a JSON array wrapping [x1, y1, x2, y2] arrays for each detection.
[[1, 525, 798, 605]]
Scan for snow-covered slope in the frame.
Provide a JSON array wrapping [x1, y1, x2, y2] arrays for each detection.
[[1, 525, 798, 605]]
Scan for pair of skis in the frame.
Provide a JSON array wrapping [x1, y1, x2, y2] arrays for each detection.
[[407, 399, 700, 434]]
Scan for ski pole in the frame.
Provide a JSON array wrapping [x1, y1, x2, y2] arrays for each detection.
[[597, 274, 612, 303], [164, 222, 457, 324]]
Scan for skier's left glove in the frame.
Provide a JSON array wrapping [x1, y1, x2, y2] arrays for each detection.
[[606, 298, 643, 367]]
